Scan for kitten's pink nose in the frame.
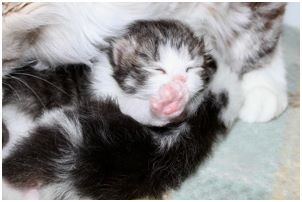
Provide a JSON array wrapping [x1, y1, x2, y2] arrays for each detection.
[[173, 75, 187, 83]]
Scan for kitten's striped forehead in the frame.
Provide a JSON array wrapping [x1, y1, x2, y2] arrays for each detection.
[[157, 42, 204, 72], [126, 20, 206, 60]]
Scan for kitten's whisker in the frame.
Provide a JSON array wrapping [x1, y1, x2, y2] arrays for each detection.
[[7, 75, 47, 109], [12, 72, 71, 97], [2, 82, 22, 102]]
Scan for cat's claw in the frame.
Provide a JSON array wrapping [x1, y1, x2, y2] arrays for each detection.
[[150, 77, 189, 120]]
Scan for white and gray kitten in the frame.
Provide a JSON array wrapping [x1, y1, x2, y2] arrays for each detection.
[[91, 20, 217, 126]]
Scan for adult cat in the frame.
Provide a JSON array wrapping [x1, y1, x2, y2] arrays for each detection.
[[2, 2, 288, 123]]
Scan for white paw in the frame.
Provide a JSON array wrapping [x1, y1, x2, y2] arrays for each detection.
[[239, 87, 288, 123]]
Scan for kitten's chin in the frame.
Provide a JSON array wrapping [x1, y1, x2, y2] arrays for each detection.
[[144, 119, 170, 127]]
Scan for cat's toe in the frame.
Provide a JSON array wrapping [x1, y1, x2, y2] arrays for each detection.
[[239, 87, 288, 123]]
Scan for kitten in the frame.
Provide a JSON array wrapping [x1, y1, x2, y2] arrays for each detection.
[[2, 20, 241, 200], [2, 2, 288, 123]]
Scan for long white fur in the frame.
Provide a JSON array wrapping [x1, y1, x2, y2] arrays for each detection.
[[3, 2, 288, 123]]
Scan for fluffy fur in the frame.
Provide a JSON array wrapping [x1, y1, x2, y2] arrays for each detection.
[[3, 20, 242, 199], [2, 3, 288, 199], [2, 2, 288, 123], [3, 68, 241, 200], [3, 20, 216, 126]]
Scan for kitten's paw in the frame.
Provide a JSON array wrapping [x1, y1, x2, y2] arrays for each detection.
[[150, 76, 189, 119], [239, 87, 288, 123]]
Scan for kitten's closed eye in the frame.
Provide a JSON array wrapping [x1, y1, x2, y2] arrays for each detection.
[[186, 66, 202, 72], [145, 66, 166, 74], [137, 52, 149, 59], [154, 68, 166, 74]]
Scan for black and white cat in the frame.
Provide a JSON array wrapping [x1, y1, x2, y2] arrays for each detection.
[[3, 2, 288, 123], [2, 20, 241, 199]]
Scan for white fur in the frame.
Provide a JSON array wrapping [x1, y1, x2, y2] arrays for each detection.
[[3, 3, 288, 122], [38, 181, 87, 200], [153, 122, 189, 150], [2, 180, 27, 200], [239, 44, 288, 122], [2, 105, 36, 159], [37, 108, 82, 146], [4, 3, 175, 67], [209, 62, 243, 127]]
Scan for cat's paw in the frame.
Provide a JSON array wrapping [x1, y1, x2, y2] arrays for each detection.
[[239, 86, 288, 123], [150, 76, 189, 120]]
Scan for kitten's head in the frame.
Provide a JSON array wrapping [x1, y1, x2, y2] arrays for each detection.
[[108, 20, 217, 100]]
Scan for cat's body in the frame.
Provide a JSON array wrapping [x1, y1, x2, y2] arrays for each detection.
[[3, 20, 242, 199], [3, 2, 288, 123]]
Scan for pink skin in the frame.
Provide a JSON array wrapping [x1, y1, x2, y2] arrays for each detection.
[[150, 74, 189, 120]]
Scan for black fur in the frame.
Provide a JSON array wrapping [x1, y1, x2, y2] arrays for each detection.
[[3, 64, 91, 119], [2, 122, 9, 148], [3, 20, 230, 199], [3, 90, 228, 199]]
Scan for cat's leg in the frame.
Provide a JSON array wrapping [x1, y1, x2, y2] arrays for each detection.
[[239, 45, 288, 122]]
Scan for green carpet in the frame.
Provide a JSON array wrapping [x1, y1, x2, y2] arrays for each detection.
[[168, 25, 300, 200]]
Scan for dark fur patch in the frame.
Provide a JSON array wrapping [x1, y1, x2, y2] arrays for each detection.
[[2, 121, 9, 148], [3, 64, 91, 119], [3, 125, 72, 188], [201, 54, 217, 85], [3, 89, 228, 199]]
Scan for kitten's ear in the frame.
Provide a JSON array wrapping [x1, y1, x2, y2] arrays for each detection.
[[111, 38, 136, 66]]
